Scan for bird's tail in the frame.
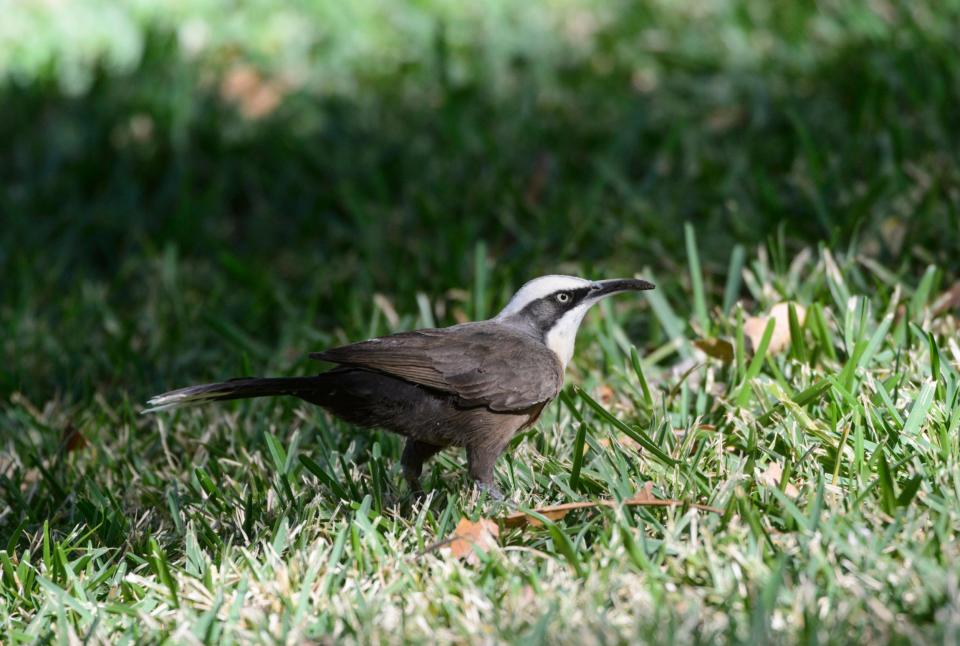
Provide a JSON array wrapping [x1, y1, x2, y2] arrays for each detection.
[[143, 376, 328, 413]]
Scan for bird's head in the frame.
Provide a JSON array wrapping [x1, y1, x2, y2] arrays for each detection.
[[494, 274, 655, 368]]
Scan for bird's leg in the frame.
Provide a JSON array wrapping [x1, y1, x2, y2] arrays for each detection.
[[467, 444, 506, 500], [401, 439, 444, 494]]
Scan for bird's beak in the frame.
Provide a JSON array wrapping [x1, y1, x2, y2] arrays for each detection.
[[587, 278, 656, 301]]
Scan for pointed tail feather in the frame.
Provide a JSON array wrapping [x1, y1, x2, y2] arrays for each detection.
[[143, 376, 326, 413]]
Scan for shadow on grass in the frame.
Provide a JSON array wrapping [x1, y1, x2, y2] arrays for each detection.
[[3, 26, 957, 295]]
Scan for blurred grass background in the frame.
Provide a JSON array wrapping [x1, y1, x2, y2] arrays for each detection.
[[3, 0, 960, 642], [4, 0, 958, 400]]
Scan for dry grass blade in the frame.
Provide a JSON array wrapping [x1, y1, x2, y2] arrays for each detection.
[[501, 484, 722, 529], [932, 281, 960, 316]]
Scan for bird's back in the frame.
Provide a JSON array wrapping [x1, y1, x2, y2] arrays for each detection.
[[310, 320, 564, 412]]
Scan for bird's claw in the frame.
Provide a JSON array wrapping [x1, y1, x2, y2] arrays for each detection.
[[475, 482, 504, 501]]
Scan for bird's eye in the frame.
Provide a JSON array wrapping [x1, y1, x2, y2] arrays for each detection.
[[556, 292, 571, 304]]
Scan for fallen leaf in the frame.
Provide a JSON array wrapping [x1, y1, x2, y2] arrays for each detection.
[[617, 435, 643, 453], [444, 517, 499, 563], [757, 461, 799, 497], [220, 64, 287, 120], [596, 384, 615, 405], [599, 434, 642, 453], [62, 423, 88, 453], [501, 483, 721, 529], [744, 302, 806, 355], [694, 337, 735, 363], [629, 481, 657, 501], [757, 461, 781, 484]]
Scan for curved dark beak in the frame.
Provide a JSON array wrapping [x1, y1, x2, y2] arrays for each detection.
[[588, 278, 656, 300]]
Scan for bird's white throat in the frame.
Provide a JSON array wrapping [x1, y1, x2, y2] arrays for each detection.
[[544, 303, 592, 369]]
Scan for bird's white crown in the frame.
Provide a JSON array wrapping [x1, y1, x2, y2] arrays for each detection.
[[494, 275, 591, 319]]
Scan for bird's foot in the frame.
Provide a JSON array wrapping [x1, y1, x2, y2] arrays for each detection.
[[401, 476, 430, 506], [474, 482, 504, 501]]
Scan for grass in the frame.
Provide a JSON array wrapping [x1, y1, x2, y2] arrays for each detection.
[[2, 0, 960, 643], [4, 245, 960, 643]]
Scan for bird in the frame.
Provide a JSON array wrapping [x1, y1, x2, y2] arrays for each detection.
[[145, 275, 654, 498]]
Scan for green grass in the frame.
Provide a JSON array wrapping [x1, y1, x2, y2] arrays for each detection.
[[5, 244, 960, 643], [2, 0, 960, 643]]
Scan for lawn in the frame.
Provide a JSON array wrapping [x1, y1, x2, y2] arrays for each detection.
[[2, 0, 960, 643]]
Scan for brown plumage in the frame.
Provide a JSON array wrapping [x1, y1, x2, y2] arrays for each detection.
[[310, 322, 563, 411]]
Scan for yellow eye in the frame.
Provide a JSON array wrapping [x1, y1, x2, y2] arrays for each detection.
[[556, 293, 570, 303]]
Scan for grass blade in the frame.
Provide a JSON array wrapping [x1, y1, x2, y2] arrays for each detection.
[[902, 381, 936, 436], [788, 303, 806, 363], [150, 538, 179, 609], [643, 270, 690, 359], [735, 317, 776, 406], [299, 455, 350, 500], [473, 240, 488, 321], [722, 244, 746, 316], [685, 223, 709, 335], [576, 387, 676, 466], [569, 421, 588, 492], [629, 346, 654, 410]]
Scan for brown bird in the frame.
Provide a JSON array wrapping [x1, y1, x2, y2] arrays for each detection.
[[146, 275, 654, 498]]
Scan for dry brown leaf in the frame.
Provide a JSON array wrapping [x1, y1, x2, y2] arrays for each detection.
[[501, 483, 721, 529], [694, 337, 735, 363], [444, 517, 499, 563], [757, 461, 799, 497], [596, 384, 615, 405], [618, 435, 643, 453], [220, 64, 287, 120], [62, 423, 88, 453], [744, 302, 806, 355], [598, 433, 646, 453]]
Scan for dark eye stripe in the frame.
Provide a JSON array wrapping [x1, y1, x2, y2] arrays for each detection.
[[567, 287, 591, 303], [509, 285, 594, 340]]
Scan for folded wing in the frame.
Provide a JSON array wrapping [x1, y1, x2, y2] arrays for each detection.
[[310, 322, 563, 412]]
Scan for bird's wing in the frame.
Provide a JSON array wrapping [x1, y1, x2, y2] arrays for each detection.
[[309, 323, 563, 411]]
